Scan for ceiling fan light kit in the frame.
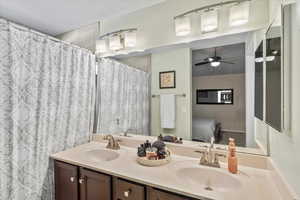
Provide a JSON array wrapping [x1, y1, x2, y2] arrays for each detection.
[[211, 61, 221, 67], [174, 0, 251, 36], [195, 47, 236, 68]]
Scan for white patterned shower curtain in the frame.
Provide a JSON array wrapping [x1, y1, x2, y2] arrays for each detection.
[[0, 19, 95, 200], [96, 58, 150, 135]]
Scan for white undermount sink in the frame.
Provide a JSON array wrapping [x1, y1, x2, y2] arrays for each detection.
[[85, 149, 120, 162], [176, 167, 242, 192]]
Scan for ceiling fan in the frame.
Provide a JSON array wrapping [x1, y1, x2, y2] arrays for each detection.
[[195, 48, 235, 67]]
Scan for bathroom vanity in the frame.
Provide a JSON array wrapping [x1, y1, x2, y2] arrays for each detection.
[[51, 136, 292, 200], [54, 160, 198, 200]]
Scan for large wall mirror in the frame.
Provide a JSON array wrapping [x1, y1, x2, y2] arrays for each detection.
[[263, 4, 293, 133], [96, 0, 295, 156]]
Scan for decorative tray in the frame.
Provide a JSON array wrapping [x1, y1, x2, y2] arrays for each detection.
[[136, 154, 171, 167]]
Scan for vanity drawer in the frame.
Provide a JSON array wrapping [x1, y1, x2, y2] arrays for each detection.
[[114, 178, 145, 200], [147, 187, 194, 200]]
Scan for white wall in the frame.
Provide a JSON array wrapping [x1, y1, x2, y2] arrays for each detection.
[[268, 3, 300, 197], [57, 23, 99, 51], [100, 0, 269, 57], [117, 55, 151, 72], [193, 74, 246, 132], [151, 48, 192, 140], [254, 2, 300, 197]]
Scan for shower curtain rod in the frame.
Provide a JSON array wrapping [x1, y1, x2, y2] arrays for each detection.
[[0, 17, 93, 54], [96, 58, 150, 74]]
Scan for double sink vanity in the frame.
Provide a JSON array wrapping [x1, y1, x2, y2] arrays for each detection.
[[51, 134, 290, 200]]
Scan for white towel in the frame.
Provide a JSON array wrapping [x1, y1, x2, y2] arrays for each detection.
[[160, 94, 176, 129]]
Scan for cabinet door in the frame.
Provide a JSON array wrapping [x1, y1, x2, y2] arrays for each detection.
[[147, 187, 190, 200], [79, 168, 111, 200], [114, 178, 145, 200], [54, 161, 79, 200]]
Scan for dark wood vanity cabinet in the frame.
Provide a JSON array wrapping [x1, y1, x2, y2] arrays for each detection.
[[114, 178, 145, 200], [54, 161, 111, 200], [80, 168, 111, 200], [54, 160, 200, 200], [55, 161, 79, 200], [147, 187, 190, 200]]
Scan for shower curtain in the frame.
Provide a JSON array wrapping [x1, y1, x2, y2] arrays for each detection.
[[96, 58, 150, 135], [0, 19, 95, 200]]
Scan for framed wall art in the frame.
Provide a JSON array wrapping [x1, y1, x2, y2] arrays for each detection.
[[159, 71, 176, 89]]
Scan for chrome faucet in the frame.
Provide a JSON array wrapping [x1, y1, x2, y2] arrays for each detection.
[[103, 134, 120, 150], [195, 137, 226, 168]]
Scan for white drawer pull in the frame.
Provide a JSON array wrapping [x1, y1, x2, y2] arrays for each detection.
[[70, 177, 75, 182], [79, 178, 85, 184], [124, 189, 132, 197]]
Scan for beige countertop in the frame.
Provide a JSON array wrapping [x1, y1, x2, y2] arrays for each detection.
[[51, 141, 284, 200]]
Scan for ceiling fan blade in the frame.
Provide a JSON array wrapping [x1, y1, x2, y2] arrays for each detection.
[[195, 61, 210, 66], [220, 60, 235, 64]]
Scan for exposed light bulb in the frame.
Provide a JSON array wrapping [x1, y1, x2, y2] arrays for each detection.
[[175, 16, 191, 36], [201, 9, 219, 33], [229, 1, 250, 27], [211, 61, 221, 67]]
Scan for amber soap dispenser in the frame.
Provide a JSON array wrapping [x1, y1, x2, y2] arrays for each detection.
[[228, 138, 238, 174]]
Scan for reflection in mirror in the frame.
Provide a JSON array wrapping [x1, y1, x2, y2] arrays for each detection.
[[266, 13, 282, 132], [196, 89, 234, 105], [192, 43, 246, 147], [255, 42, 264, 121], [93, 0, 293, 155]]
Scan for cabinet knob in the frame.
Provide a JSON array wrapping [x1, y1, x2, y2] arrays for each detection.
[[123, 189, 132, 198], [70, 177, 75, 183], [79, 178, 85, 184]]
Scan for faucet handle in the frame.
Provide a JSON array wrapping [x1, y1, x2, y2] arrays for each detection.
[[210, 137, 215, 147], [195, 150, 208, 165], [213, 153, 226, 167]]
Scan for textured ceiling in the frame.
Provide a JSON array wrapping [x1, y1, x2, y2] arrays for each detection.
[[0, 0, 165, 35], [192, 43, 245, 77]]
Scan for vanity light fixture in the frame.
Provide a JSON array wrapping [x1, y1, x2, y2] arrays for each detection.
[[173, 0, 251, 36], [96, 28, 138, 54], [229, 1, 250, 27], [174, 16, 191, 36], [201, 9, 219, 33]]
